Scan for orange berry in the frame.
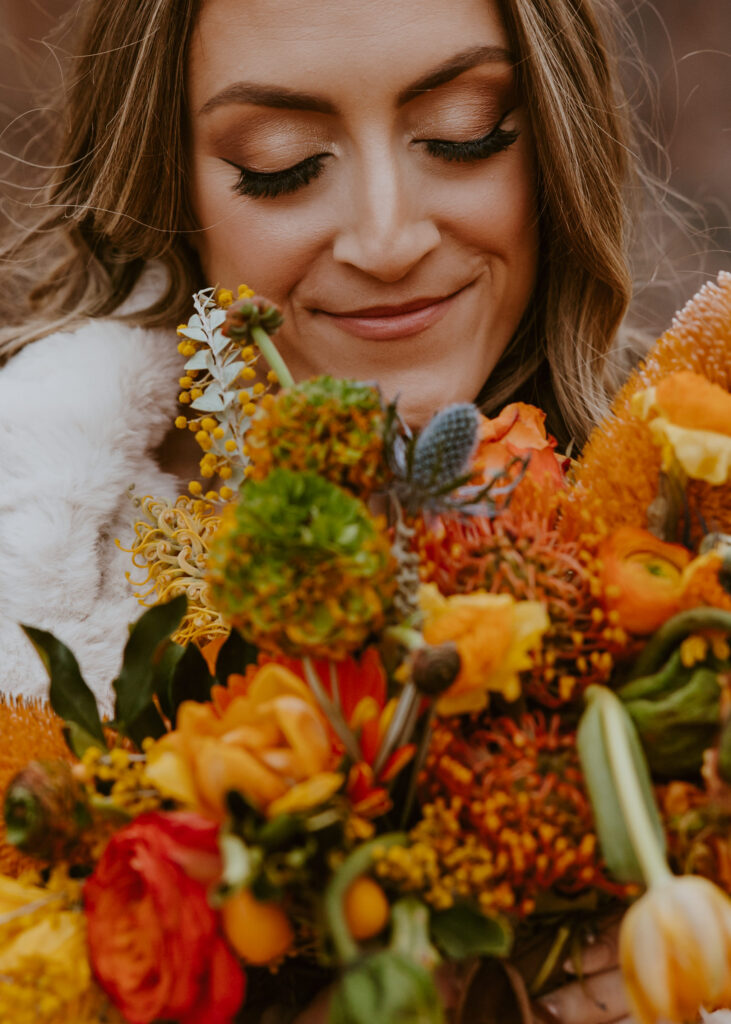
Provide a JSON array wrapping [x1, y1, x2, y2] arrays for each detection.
[[344, 876, 390, 941], [221, 888, 294, 965]]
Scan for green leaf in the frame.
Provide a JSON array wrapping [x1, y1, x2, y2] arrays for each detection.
[[215, 628, 259, 684], [151, 641, 186, 720], [430, 904, 513, 959], [577, 686, 666, 885], [112, 596, 187, 734], [123, 702, 167, 748], [21, 625, 106, 751], [63, 721, 107, 759], [167, 642, 215, 715]]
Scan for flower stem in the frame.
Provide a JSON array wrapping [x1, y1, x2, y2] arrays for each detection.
[[596, 687, 672, 886], [325, 832, 407, 965], [250, 325, 294, 389], [400, 704, 435, 828]]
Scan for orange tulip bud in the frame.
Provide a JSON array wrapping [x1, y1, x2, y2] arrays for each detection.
[[599, 527, 691, 635]]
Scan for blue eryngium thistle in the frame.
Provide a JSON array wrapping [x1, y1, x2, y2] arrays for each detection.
[[411, 403, 480, 492]]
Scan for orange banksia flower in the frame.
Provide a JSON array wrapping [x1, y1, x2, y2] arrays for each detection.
[[562, 272, 731, 537]]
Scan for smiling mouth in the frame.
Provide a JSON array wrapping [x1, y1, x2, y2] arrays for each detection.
[[315, 285, 470, 341]]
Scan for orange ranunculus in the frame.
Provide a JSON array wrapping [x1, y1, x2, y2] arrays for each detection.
[[84, 811, 245, 1024], [146, 663, 343, 820], [420, 584, 549, 714], [599, 526, 691, 635], [473, 403, 566, 493]]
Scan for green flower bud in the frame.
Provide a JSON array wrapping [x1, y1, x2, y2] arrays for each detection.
[[4, 760, 90, 859], [329, 951, 444, 1024]]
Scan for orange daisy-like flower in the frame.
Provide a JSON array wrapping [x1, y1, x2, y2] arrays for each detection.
[[0, 698, 74, 877], [561, 272, 731, 539]]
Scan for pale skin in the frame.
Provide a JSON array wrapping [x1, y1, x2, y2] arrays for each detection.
[[187, 0, 633, 1019]]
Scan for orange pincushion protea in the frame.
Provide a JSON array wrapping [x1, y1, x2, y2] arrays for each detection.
[[376, 714, 635, 917], [562, 272, 731, 538], [415, 508, 632, 706], [0, 698, 74, 876]]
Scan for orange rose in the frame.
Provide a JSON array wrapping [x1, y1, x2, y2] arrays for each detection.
[[420, 584, 548, 714], [473, 403, 565, 493], [84, 811, 245, 1024], [146, 663, 343, 819], [599, 526, 691, 635]]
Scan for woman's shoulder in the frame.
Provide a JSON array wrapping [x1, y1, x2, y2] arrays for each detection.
[[0, 312, 181, 447]]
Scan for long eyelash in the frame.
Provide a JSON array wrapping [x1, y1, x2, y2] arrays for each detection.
[[425, 125, 520, 163], [232, 154, 328, 199]]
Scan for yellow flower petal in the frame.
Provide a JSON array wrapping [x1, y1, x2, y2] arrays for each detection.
[[267, 772, 344, 818], [144, 749, 199, 807], [649, 417, 731, 484]]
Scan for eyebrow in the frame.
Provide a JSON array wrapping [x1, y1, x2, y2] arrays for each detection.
[[198, 44, 513, 117]]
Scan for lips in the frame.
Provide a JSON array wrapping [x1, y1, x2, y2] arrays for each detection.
[[314, 285, 469, 341]]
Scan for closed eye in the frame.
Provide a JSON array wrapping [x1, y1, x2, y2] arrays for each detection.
[[422, 114, 519, 163], [228, 153, 330, 199]]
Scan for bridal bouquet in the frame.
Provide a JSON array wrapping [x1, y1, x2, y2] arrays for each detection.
[[2, 273, 731, 1024]]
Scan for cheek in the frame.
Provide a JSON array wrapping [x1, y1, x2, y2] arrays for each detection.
[[189, 156, 329, 299]]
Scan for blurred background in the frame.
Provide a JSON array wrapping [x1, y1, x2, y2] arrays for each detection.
[[0, 0, 728, 327]]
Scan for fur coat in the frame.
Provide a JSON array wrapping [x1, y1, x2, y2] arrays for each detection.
[[0, 267, 185, 715]]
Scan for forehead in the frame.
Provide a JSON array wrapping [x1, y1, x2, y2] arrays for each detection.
[[189, 0, 512, 105]]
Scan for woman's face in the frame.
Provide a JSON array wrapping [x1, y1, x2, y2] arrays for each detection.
[[188, 0, 539, 424]]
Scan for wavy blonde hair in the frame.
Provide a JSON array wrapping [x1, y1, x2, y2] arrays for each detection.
[[0, 0, 682, 444]]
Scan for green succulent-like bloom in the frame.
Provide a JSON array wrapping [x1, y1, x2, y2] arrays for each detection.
[[247, 376, 388, 499], [207, 469, 396, 658]]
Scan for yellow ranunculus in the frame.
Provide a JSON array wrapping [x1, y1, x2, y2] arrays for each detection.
[[146, 663, 343, 819], [420, 584, 548, 714], [632, 371, 731, 484], [620, 874, 731, 1024]]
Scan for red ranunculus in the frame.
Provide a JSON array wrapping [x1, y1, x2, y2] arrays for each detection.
[[84, 811, 246, 1024]]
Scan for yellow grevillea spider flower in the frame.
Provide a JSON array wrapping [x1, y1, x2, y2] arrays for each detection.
[[620, 874, 731, 1024], [419, 584, 548, 714], [632, 370, 731, 485]]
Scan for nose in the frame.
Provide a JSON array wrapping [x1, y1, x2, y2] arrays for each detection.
[[332, 146, 441, 282]]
